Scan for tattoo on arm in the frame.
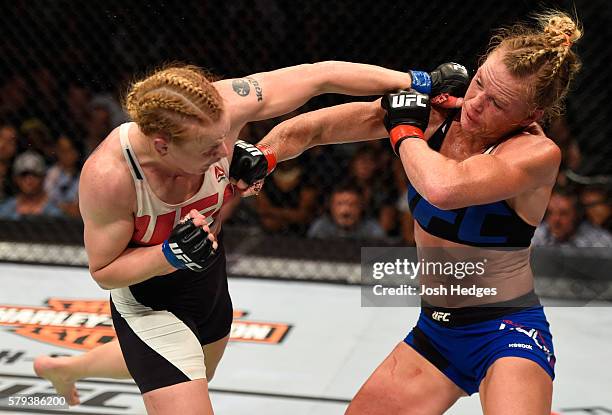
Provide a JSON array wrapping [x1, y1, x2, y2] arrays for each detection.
[[246, 77, 263, 102], [231, 77, 263, 102], [232, 79, 251, 97]]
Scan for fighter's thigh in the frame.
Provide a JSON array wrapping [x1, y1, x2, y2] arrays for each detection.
[[143, 379, 213, 415], [346, 342, 464, 415], [479, 357, 552, 415], [202, 334, 230, 381], [111, 303, 207, 394]]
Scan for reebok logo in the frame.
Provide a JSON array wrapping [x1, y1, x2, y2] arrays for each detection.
[[508, 343, 533, 350], [214, 165, 227, 182], [499, 320, 554, 366]]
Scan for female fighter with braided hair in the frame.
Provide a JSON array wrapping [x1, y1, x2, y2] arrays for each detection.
[[33, 61, 465, 414], [255, 11, 582, 414]]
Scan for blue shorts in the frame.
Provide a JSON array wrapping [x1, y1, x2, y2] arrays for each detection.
[[404, 299, 556, 395]]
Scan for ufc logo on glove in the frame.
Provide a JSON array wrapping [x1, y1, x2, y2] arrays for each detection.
[[451, 63, 468, 75], [235, 140, 264, 157], [391, 94, 427, 109]]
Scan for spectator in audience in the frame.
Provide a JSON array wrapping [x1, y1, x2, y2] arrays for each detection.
[[64, 81, 91, 136], [0, 75, 30, 126], [83, 103, 113, 156], [348, 145, 397, 234], [532, 187, 612, 247], [0, 123, 18, 200], [0, 151, 62, 219], [308, 182, 386, 240], [580, 185, 612, 233], [90, 93, 129, 127], [255, 158, 317, 235], [396, 188, 416, 246], [30, 67, 61, 129], [0, 151, 62, 220], [303, 145, 347, 216], [393, 156, 416, 245], [20, 118, 55, 163], [44, 135, 81, 218], [547, 116, 581, 186]]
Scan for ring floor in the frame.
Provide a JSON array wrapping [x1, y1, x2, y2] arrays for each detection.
[[0, 263, 610, 415]]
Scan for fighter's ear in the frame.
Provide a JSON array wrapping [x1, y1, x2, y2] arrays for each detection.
[[522, 108, 544, 126], [153, 136, 170, 156]]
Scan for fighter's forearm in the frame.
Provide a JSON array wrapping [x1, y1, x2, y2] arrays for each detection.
[[258, 113, 321, 163], [317, 61, 411, 95], [258, 100, 388, 162], [242, 62, 410, 122], [90, 245, 175, 290]]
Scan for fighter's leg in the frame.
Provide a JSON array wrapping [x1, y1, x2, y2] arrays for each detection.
[[479, 357, 552, 415], [33, 339, 129, 405], [202, 334, 230, 382], [346, 342, 464, 415], [142, 379, 214, 415]]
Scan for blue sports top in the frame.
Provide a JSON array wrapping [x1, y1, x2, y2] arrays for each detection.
[[407, 111, 536, 247]]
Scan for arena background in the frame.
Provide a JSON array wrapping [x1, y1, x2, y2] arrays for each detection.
[[1, 1, 611, 414]]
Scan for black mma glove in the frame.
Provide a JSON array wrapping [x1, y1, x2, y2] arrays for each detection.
[[410, 62, 470, 105], [381, 90, 431, 155], [162, 218, 218, 272], [229, 140, 277, 186]]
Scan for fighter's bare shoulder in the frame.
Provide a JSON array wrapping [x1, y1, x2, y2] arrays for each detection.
[[502, 123, 561, 159], [80, 127, 135, 217], [496, 122, 562, 181]]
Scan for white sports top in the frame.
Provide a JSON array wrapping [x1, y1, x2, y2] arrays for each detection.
[[119, 123, 234, 246]]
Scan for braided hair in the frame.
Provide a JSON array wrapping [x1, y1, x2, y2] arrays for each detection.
[[485, 10, 582, 121], [124, 65, 223, 141]]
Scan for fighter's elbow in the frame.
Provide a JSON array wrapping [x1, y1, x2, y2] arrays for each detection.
[[312, 60, 338, 71], [90, 268, 114, 290], [289, 116, 322, 149], [96, 282, 113, 291], [543, 142, 563, 183], [423, 184, 457, 210], [94, 278, 113, 291]]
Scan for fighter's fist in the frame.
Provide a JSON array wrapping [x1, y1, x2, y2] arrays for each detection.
[[229, 140, 276, 189], [162, 210, 219, 272], [429, 62, 470, 97], [410, 62, 470, 108], [381, 90, 431, 155]]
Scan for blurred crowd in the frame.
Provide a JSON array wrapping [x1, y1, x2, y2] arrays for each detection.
[[0, 68, 127, 222], [1, 73, 611, 248]]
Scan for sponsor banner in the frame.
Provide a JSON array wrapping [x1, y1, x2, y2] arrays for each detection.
[[0, 298, 291, 351]]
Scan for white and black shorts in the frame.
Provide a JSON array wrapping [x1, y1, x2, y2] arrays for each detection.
[[110, 241, 232, 394]]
